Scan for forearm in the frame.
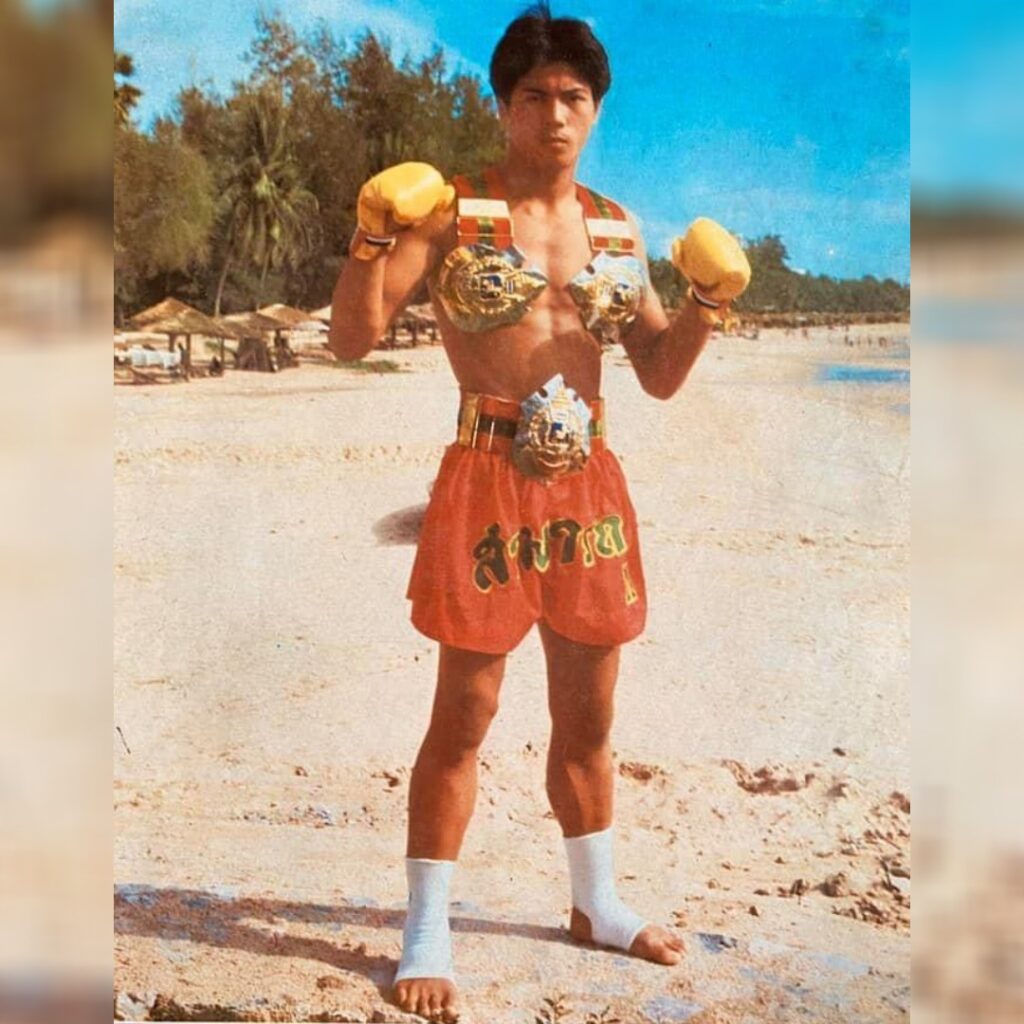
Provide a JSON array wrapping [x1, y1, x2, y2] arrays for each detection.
[[327, 236, 389, 361], [629, 298, 713, 400]]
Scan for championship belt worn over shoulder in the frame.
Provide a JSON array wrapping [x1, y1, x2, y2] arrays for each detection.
[[568, 186, 646, 346], [436, 169, 546, 331]]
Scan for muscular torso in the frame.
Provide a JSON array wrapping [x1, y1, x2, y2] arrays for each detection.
[[426, 195, 606, 402]]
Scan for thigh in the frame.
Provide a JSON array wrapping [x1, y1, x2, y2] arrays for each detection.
[[540, 621, 619, 740], [427, 643, 507, 742], [538, 450, 647, 649], [408, 446, 540, 655]]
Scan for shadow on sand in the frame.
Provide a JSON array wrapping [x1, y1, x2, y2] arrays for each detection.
[[115, 883, 573, 997], [372, 503, 428, 546]]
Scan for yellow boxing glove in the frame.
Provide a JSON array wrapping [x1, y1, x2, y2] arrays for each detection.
[[352, 162, 456, 260], [671, 217, 751, 326]]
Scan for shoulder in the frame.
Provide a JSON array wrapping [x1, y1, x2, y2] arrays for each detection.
[[576, 181, 628, 215], [577, 182, 646, 245]]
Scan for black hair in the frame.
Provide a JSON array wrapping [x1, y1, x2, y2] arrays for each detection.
[[489, 3, 611, 106]]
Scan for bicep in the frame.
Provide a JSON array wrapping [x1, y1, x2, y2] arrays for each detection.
[[622, 279, 669, 359], [621, 214, 670, 361]]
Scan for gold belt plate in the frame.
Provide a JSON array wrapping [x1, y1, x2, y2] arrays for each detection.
[[437, 243, 547, 333], [512, 374, 592, 482]]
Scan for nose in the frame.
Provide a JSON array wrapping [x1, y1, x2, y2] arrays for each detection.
[[545, 98, 569, 126]]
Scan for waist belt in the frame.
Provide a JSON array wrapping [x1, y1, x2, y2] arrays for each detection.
[[456, 390, 606, 477]]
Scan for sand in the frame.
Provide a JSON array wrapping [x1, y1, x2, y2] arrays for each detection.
[[114, 325, 909, 1023]]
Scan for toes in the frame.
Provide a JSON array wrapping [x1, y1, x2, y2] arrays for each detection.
[[391, 980, 460, 1022], [440, 990, 459, 1023], [393, 982, 412, 1011], [631, 926, 686, 964], [404, 986, 421, 1016]]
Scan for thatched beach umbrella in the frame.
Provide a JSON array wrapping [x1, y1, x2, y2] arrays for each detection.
[[217, 311, 294, 371], [404, 303, 438, 325], [220, 311, 288, 337], [226, 307, 307, 371], [256, 303, 310, 328], [130, 297, 240, 380], [394, 302, 439, 345]]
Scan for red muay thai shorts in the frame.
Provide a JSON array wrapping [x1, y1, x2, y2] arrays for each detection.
[[406, 392, 647, 655]]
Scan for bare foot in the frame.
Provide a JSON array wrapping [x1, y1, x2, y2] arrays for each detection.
[[392, 977, 459, 1022], [569, 906, 685, 965]]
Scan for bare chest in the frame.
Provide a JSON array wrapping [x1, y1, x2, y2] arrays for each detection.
[[510, 205, 595, 290]]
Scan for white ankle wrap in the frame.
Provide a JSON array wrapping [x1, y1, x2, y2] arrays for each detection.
[[564, 827, 647, 952], [394, 858, 455, 983]]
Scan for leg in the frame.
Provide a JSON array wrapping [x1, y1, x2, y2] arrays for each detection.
[[542, 621, 619, 837], [407, 643, 505, 858], [541, 621, 684, 965], [394, 643, 505, 1020]]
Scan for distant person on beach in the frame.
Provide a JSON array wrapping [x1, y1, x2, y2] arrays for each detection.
[[328, 5, 750, 1019]]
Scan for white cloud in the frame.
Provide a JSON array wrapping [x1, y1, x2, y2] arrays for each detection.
[[291, 0, 489, 81], [115, 0, 493, 128]]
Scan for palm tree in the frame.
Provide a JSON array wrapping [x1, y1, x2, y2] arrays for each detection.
[[213, 89, 319, 315], [114, 51, 142, 128]]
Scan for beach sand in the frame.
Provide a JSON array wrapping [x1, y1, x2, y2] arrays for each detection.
[[114, 324, 909, 1022]]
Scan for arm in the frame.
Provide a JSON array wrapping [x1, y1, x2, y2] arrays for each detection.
[[327, 163, 454, 361], [622, 212, 751, 401], [327, 216, 446, 360], [621, 218, 714, 401]]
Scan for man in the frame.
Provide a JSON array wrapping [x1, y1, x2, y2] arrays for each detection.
[[329, 5, 750, 1020]]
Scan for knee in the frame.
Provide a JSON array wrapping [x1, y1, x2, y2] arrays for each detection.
[[423, 692, 499, 765], [549, 719, 613, 765]]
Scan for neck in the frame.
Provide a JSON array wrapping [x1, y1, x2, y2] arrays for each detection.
[[496, 152, 578, 204]]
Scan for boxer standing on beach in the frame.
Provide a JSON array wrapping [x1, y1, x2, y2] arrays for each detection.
[[329, 5, 750, 1020]]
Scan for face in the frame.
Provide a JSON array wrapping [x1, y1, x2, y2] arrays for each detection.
[[498, 62, 599, 167]]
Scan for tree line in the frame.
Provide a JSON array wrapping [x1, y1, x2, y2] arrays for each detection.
[[114, 13, 908, 323]]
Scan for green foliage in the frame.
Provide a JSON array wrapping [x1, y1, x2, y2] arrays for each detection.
[[114, 51, 141, 128], [212, 86, 320, 313], [648, 231, 908, 316], [732, 231, 907, 314], [114, 123, 216, 319], [745, 233, 790, 272], [113, 13, 505, 316], [648, 258, 685, 309]]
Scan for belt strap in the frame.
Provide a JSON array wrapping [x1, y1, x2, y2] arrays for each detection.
[[456, 391, 606, 455]]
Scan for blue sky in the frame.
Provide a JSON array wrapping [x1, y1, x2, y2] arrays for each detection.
[[913, 1, 1024, 205], [115, 0, 910, 282]]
